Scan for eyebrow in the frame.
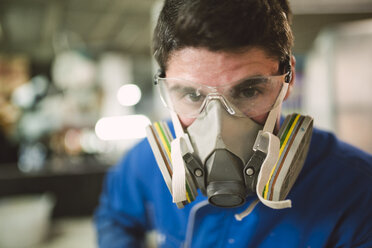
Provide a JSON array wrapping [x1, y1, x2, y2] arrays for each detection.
[[169, 84, 194, 91], [169, 85, 200, 94], [166, 75, 270, 94], [231, 76, 269, 92]]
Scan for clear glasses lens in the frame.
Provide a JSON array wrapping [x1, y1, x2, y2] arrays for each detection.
[[157, 75, 285, 118]]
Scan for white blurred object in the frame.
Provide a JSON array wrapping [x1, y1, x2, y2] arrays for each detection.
[[80, 129, 107, 154], [0, 194, 55, 248], [117, 84, 142, 106], [11, 83, 35, 108], [18, 142, 47, 172], [17, 95, 64, 141], [11, 75, 49, 109], [95, 115, 150, 140], [52, 50, 96, 90], [97, 53, 134, 117], [304, 19, 372, 153], [303, 30, 335, 131], [37, 217, 96, 248]]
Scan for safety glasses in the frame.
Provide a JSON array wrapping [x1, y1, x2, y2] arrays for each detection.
[[154, 71, 289, 118]]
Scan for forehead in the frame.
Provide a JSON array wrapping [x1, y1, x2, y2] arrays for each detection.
[[166, 47, 279, 87]]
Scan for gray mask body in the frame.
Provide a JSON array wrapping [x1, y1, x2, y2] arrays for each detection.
[[186, 101, 262, 207]]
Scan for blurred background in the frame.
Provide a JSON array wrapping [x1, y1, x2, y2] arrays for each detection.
[[0, 0, 371, 247]]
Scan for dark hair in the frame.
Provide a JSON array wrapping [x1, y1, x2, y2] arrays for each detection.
[[152, 0, 293, 72]]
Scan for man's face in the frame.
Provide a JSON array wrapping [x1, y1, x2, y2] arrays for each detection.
[[166, 47, 287, 127]]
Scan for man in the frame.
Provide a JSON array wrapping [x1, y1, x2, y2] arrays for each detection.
[[95, 0, 372, 247]]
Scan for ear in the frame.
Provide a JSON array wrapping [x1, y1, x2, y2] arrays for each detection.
[[284, 55, 296, 101]]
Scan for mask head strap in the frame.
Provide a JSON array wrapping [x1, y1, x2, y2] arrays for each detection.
[[279, 55, 292, 84], [259, 53, 292, 134], [154, 69, 165, 85]]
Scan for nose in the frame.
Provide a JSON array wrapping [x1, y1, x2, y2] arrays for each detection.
[[201, 93, 236, 116]]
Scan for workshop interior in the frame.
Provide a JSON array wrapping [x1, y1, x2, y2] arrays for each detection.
[[0, 0, 372, 247]]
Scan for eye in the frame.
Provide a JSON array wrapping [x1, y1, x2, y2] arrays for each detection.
[[185, 90, 204, 102], [231, 77, 269, 99], [238, 86, 260, 99]]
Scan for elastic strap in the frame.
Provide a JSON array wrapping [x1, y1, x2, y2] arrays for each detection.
[[171, 137, 187, 203], [234, 199, 260, 221], [255, 132, 292, 209], [170, 112, 194, 204], [262, 83, 289, 133], [170, 111, 184, 138]]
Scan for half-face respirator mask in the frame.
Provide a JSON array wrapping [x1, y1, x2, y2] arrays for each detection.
[[146, 57, 313, 220]]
